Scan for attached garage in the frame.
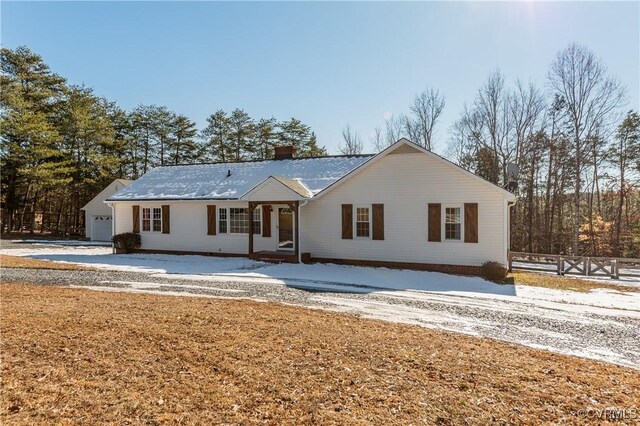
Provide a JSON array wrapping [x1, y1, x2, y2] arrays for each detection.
[[81, 179, 132, 241]]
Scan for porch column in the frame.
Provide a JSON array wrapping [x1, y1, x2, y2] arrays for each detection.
[[248, 202, 256, 255], [293, 201, 300, 262]]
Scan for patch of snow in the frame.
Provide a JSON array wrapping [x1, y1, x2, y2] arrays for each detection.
[[2, 243, 639, 315], [12, 239, 111, 247], [100, 280, 248, 293], [107, 156, 372, 201]]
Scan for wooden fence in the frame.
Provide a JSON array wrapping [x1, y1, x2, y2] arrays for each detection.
[[508, 251, 640, 280]]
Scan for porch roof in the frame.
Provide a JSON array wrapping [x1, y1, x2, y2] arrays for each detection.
[[241, 176, 312, 202]]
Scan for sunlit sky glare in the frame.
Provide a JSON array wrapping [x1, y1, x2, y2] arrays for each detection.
[[3, 1, 639, 154]]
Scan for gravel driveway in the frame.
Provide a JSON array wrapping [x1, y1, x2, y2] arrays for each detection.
[[2, 265, 639, 370]]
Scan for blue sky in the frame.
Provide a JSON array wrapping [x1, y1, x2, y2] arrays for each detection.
[[3, 1, 639, 154]]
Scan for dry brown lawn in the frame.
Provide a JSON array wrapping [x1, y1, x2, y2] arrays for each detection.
[[509, 271, 639, 293], [0, 255, 92, 271], [1, 284, 638, 425]]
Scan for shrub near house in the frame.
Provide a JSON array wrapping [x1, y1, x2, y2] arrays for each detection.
[[112, 232, 141, 253]]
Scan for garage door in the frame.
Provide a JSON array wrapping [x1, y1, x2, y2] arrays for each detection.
[[91, 216, 112, 241]]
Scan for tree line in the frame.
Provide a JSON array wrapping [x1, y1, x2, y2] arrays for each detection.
[[3, 44, 639, 257], [341, 43, 639, 257], [1, 46, 326, 235]]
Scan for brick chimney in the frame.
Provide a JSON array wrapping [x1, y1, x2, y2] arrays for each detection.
[[274, 145, 296, 160]]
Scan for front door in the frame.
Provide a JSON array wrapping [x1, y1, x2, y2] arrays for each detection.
[[278, 207, 294, 250]]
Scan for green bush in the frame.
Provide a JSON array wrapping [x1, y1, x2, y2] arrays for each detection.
[[480, 261, 507, 281], [112, 232, 141, 253]]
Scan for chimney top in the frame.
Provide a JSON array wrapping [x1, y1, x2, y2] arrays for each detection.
[[274, 145, 296, 160]]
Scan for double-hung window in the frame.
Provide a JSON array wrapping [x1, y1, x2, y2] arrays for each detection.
[[141, 207, 162, 232], [445, 207, 461, 240], [356, 207, 370, 238], [142, 208, 151, 231], [252, 207, 261, 235], [152, 208, 162, 232], [218, 207, 261, 235], [219, 208, 228, 234], [229, 208, 249, 234]]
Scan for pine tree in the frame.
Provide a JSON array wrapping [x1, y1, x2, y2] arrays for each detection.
[[228, 108, 254, 161], [168, 114, 198, 165], [1, 46, 69, 232], [150, 106, 175, 166], [277, 118, 327, 157], [253, 117, 277, 160], [201, 110, 231, 162]]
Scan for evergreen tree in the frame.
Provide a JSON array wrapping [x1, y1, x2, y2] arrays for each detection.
[[56, 85, 120, 229], [228, 108, 254, 161], [201, 110, 231, 162], [253, 117, 277, 160], [1, 46, 69, 232], [150, 106, 175, 166], [277, 118, 327, 157], [128, 105, 158, 175], [168, 114, 198, 165]]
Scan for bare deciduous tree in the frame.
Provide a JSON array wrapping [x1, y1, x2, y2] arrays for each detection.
[[370, 127, 385, 152], [384, 114, 404, 147], [339, 123, 364, 155], [409, 88, 445, 150], [548, 43, 626, 254]]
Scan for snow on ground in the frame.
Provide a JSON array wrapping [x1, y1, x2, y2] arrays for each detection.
[[2, 243, 639, 313], [2, 241, 640, 369], [13, 239, 112, 247]]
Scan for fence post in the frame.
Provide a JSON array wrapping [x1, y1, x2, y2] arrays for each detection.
[[557, 256, 563, 276], [586, 257, 591, 276], [613, 259, 620, 279]]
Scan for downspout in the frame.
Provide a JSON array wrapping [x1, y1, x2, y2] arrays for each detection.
[[298, 199, 309, 263], [507, 200, 516, 268], [107, 202, 115, 254]]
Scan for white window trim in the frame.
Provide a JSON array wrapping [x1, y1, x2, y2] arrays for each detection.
[[218, 207, 228, 234], [252, 206, 262, 236], [354, 204, 372, 239], [141, 207, 163, 233], [217, 206, 262, 236], [442, 204, 463, 242]]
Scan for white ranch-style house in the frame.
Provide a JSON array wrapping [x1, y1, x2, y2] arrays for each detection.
[[106, 139, 516, 274]]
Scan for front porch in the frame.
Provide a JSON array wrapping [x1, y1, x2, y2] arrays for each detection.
[[244, 175, 313, 264], [248, 200, 300, 263]]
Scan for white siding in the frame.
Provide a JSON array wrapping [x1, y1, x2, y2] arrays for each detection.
[[243, 179, 305, 201], [113, 201, 278, 254], [301, 151, 508, 267]]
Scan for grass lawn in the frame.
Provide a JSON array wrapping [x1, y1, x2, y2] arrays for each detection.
[[1, 284, 638, 425], [0, 255, 92, 271], [508, 271, 639, 293]]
